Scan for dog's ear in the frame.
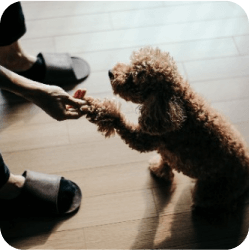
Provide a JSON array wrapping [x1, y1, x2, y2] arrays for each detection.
[[139, 93, 186, 135]]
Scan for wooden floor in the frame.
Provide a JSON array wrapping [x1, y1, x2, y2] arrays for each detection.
[[1, 1, 249, 249]]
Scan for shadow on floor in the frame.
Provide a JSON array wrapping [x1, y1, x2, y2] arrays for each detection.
[[132, 173, 249, 249], [0, 210, 79, 249]]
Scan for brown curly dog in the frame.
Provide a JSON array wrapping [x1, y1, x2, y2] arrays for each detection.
[[77, 47, 249, 211]]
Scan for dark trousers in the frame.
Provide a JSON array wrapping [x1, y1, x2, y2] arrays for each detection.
[[0, 154, 10, 189], [0, 2, 26, 46], [0, 2, 26, 187]]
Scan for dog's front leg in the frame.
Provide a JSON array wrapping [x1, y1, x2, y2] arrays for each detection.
[[82, 96, 122, 137], [114, 120, 159, 153], [80, 95, 159, 152]]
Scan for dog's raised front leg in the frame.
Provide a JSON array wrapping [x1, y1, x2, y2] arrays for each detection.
[[115, 120, 159, 153], [83, 96, 159, 153], [83, 96, 122, 137]]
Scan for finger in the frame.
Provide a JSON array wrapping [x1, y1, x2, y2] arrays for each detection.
[[78, 89, 86, 99], [82, 89, 87, 98], [67, 107, 78, 112], [66, 93, 87, 109], [73, 89, 81, 99], [84, 96, 94, 103], [66, 96, 87, 108], [74, 89, 86, 99], [64, 110, 83, 119], [80, 105, 89, 115]]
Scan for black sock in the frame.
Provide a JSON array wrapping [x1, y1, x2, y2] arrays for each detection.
[[16, 55, 46, 83]]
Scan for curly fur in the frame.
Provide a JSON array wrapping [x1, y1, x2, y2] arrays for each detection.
[[84, 96, 123, 138], [84, 47, 249, 211]]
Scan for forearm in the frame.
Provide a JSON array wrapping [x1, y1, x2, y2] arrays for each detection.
[[0, 65, 45, 100], [0, 66, 86, 121]]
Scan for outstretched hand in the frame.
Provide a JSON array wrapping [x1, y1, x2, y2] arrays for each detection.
[[73, 89, 92, 114], [29, 85, 87, 121], [0, 66, 88, 121]]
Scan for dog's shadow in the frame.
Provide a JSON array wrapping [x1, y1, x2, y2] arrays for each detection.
[[130, 173, 179, 249], [131, 172, 249, 249]]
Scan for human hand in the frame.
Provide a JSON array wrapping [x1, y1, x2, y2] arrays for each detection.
[[73, 89, 93, 114], [28, 85, 87, 121]]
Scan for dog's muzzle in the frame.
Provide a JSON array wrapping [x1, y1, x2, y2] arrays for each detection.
[[108, 70, 114, 80]]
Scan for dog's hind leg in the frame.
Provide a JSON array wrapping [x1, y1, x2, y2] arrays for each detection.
[[190, 177, 249, 224], [192, 177, 245, 211], [149, 155, 174, 183]]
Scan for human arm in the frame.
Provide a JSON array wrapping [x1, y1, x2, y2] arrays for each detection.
[[0, 66, 87, 121]]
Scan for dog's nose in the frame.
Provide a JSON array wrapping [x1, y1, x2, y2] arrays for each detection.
[[108, 70, 114, 79]]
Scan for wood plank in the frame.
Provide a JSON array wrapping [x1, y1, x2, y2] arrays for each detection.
[[24, 13, 112, 39], [2, 189, 157, 238], [0, 122, 69, 153], [20, 37, 56, 55], [157, 38, 240, 62], [2, 137, 153, 174], [162, 1, 208, 6], [59, 188, 157, 229], [84, 203, 249, 249], [21, 1, 163, 20], [110, 2, 246, 29], [55, 17, 249, 54], [212, 98, 249, 124], [84, 216, 158, 249], [191, 76, 249, 103], [184, 55, 249, 82], [0, 102, 54, 129], [78, 38, 239, 73], [64, 160, 157, 198], [234, 35, 249, 55], [6, 228, 86, 249]]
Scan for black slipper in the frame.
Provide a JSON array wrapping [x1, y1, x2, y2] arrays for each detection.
[[15, 53, 90, 85], [0, 170, 82, 216]]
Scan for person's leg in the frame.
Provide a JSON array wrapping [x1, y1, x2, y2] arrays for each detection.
[[0, 40, 37, 72], [0, 152, 10, 190], [0, 2, 26, 47], [0, 2, 90, 84], [0, 152, 25, 200], [0, 3, 83, 214], [0, 3, 37, 200], [0, 2, 36, 72], [0, 152, 80, 214]]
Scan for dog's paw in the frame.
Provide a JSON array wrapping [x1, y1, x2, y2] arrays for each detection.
[[85, 98, 122, 137], [149, 164, 174, 182]]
